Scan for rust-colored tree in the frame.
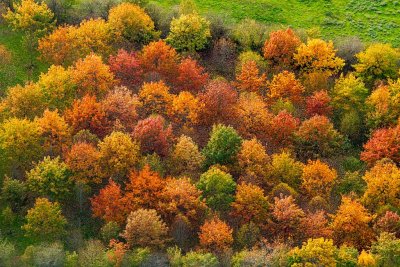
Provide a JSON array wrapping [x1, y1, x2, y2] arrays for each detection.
[[174, 58, 209, 93], [199, 217, 233, 252], [108, 49, 143, 89], [235, 60, 266, 93]]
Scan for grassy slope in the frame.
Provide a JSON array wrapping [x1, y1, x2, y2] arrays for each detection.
[[154, 0, 400, 46]]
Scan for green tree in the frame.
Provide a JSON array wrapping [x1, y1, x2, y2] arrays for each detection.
[[371, 232, 400, 267], [202, 124, 242, 168], [22, 198, 67, 242], [197, 166, 236, 212], [167, 13, 211, 52], [26, 156, 72, 202]]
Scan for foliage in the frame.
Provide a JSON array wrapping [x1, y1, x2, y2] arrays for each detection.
[[197, 166, 236, 212], [371, 232, 400, 267], [268, 71, 305, 104], [199, 217, 233, 252], [122, 209, 168, 248], [306, 90, 332, 117], [301, 159, 337, 198], [268, 151, 303, 188], [139, 81, 173, 116], [289, 238, 337, 267], [235, 60, 266, 93], [167, 13, 211, 52], [108, 49, 143, 89], [174, 58, 209, 93], [231, 19, 268, 50]]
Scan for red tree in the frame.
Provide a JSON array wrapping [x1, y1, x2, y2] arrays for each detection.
[[268, 110, 300, 147], [174, 58, 209, 94], [306, 90, 332, 117], [109, 49, 143, 89]]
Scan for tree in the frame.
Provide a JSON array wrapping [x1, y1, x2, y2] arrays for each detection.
[[168, 91, 203, 127], [124, 165, 165, 211], [0, 118, 43, 176], [354, 43, 400, 85], [98, 131, 140, 180], [36, 109, 71, 157], [267, 71, 305, 104], [202, 124, 242, 168], [305, 90, 332, 117], [231, 183, 269, 226], [263, 28, 301, 69], [197, 79, 238, 126], [22, 198, 67, 242], [167, 13, 211, 52], [237, 138, 269, 186], [301, 159, 337, 198], [108, 49, 143, 89], [199, 217, 233, 252], [268, 110, 300, 147], [91, 179, 126, 225], [138, 81, 173, 116], [331, 73, 368, 116], [358, 250, 376, 267], [70, 54, 115, 98], [108, 3, 159, 46], [271, 195, 305, 240], [132, 115, 173, 157], [371, 232, 400, 267], [375, 211, 400, 237], [299, 211, 332, 240], [27, 156, 72, 201], [65, 142, 101, 185], [101, 87, 139, 132], [231, 19, 268, 50], [361, 125, 400, 166], [139, 40, 179, 83], [122, 209, 168, 248], [295, 115, 345, 159], [362, 159, 400, 210], [3, 0, 55, 69], [268, 151, 303, 188], [289, 238, 337, 267], [168, 135, 204, 177], [235, 60, 266, 93], [331, 196, 374, 250], [197, 166, 236, 212], [64, 94, 110, 138], [174, 58, 209, 93], [158, 177, 207, 227]]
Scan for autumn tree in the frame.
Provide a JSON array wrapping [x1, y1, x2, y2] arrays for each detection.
[[64, 94, 109, 138], [174, 58, 209, 93], [197, 79, 238, 126], [158, 177, 207, 227], [138, 81, 173, 116], [3, 0, 55, 69], [295, 115, 345, 159], [331, 196, 374, 250], [0, 118, 43, 177], [90, 179, 126, 225], [139, 40, 179, 83], [202, 124, 242, 168], [108, 49, 143, 89], [268, 151, 304, 188], [98, 131, 140, 180], [235, 92, 271, 142], [199, 217, 233, 252], [22, 198, 67, 242], [237, 138, 269, 186], [235, 60, 266, 93], [361, 125, 400, 166], [362, 159, 400, 210], [299, 211, 332, 240], [271, 195, 305, 240], [124, 165, 165, 212], [305, 90, 332, 117], [374, 211, 400, 237], [197, 166, 236, 212], [132, 115, 173, 157], [27, 156, 72, 202], [289, 238, 337, 267], [167, 13, 211, 52], [268, 110, 300, 147], [36, 109, 71, 157], [101, 87, 139, 132], [122, 209, 168, 248], [267, 71, 305, 104], [354, 43, 400, 85], [168, 135, 204, 178], [168, 91, 203, 128], [231, 183, 269, 227], [301, 160, 337, 198], [65, 142, 101, 185], [108, 3, 159, 46], [371, 232, 400, 266], [263, 28, 301, 69], [70, 54, 115, 98], [358, 250, 376, 267]]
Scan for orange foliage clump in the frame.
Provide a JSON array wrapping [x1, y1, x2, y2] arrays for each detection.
[[301, 159, 337, 198], [306, 90, 332, 117], [268, 110, 299, 147], [199, 217, 233, 252], [139, 81, 173, 116], [108, 49, 143, 89], [267, 71, 305, 104], [174, 58, 209, 93], [235, 60, 266, 93]]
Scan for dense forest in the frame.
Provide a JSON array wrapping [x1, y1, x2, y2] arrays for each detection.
[[0, 0, 400, 266]]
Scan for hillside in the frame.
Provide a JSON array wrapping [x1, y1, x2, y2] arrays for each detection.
[[155, 0, 400, 45]]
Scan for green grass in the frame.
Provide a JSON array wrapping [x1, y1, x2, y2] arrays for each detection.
[[0, 24, 49, 92], [154, 0, 400, 46]]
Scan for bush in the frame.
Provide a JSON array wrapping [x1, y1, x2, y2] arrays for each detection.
[[231, 249, 268, 267], [235, 222, 260, 249], [231, 19, 268, 50], [78, 240, 110, 267], [121, 247, 151, 267], [100, 221, 121, 244], [22, 242, 66, 267], [1, 177, 27, 211], [0, 239, 17, 267]]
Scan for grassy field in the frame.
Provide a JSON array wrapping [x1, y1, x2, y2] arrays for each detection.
[[155, 0, 400, 46]]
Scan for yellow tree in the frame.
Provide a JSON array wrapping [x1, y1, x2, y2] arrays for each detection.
[[168, 91, 203, 127], [301, 160, 337, 198], [235, 60, 266, 93], [267, 71, 305, 104], [139, 81, 173, 117]]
